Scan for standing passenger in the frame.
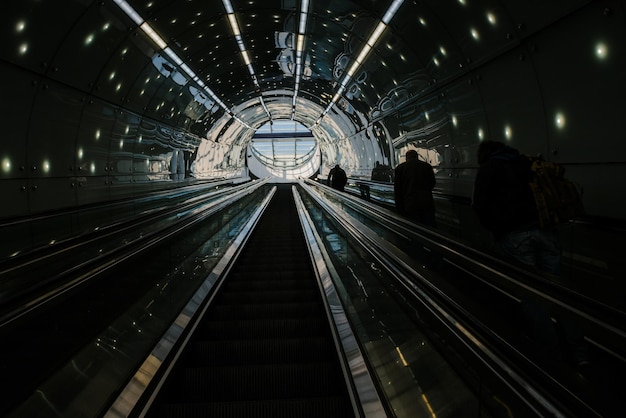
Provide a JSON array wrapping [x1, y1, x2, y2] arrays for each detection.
[[394, 149, 436, 226], [472, 140, 589, 366], [328, 164, 348, 191]]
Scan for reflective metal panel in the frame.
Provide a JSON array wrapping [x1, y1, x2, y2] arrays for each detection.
[[441, 77, 488, 196], [426, 0, 516, 65], [28, 177, 76, 214], [299, 185, 481, 417], [77, 98, 116, 177], [0, 63, 32, 182], [49, 2, 128, 90], [530, 0, 626, 162], [500, 0, 593, 34], [478, 47, 547, 154], [122, 58, 165, 114], [28, 81, 83, 178], [293, 184, 386, 417], [0, 1, 84, 74], [0, 180, 29, 220]]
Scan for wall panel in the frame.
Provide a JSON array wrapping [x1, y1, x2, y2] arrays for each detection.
[[75, 98, 115, 205], [477, 47, 547, 156], [0, 1, 84, 75], [529, 0, 626, 163], [48, 2, 127, 92], [0, 63, 33, 184]]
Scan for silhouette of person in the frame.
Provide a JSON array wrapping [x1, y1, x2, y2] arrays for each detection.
[[472, 140, 589, 366], [394, 149, 436, 226], [371, 161, 392, 182], [328, 164, 347, 191]]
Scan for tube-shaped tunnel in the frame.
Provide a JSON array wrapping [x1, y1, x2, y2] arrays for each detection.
[[2, 0, 625, 218], [1, 0, 625, 417]]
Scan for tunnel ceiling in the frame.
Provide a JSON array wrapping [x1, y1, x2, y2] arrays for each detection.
[[2, 0, 622, 217], [3, 0, 594, 146], [131, 0, 409, 133], [109, 0, 590, 138]]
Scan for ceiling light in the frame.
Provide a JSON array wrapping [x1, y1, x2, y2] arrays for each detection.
[[292, 0, 310, 120], [315, 0, 405, 126], [222, 0, 269, 121], [112, 0, 251, 128]]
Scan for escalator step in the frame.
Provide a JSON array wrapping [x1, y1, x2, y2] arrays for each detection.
[[208, 301, 322, 320], [146, 188, 354, 417], [238, 252, 305, 261], [153, 397, 354, 418], [221, 278, 314, 292], [238, 249, 308, 257], [232, 262, 311, 273], [199, 317, 330, 339], [227, 270, 316, 281], [186, 337, 336, 366], [167, 363, 346, 402], [214, 289, 318, 305]]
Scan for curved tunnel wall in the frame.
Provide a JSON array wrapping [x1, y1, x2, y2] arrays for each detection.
[[0, 0, 625, 224], [335, 0, 626, 220], [1, 1, 211, 219]]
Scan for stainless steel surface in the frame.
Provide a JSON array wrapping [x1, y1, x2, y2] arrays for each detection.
[[104, 185, 276, 418], [293, 184, 386, 418], [299, 180, 568, 417], [0, 1, 623, 297]]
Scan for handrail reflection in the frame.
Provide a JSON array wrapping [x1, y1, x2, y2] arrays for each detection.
[[299, 179, 606, 417]]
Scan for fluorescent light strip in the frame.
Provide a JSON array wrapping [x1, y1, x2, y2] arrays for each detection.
[[382, 0, 404, 24], [222, 0, 268, 121], [315, 0, 405, 125], [344, 19, 385, 79], [112, 0, 143, 24], [299, 0, 310, 33], [223, 1, 258, 84], [112, 0, 251, 127], [163, 47, 183, 66], [226, 9, 238, 27], [260, 97, 269, 115], [292, 1, 310, 119], [140, 22, 167, 50], [297, 33, 305, 51], [223, 0, 234, 14]]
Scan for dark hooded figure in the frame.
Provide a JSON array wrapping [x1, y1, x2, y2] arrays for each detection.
[[472, 140, 589, 367], [328, 164, 347, 191], [472, 140, 538, 238], [394, 149, 436, 226]]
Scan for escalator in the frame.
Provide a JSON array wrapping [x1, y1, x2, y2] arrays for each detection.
[[303, 180, 626, 417], [145, 185, 356, 418]]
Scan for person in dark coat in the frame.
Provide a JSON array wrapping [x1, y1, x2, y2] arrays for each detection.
[[394, 149, 436, 226], [472, 140, 589, 366], [328, 164, 347, 191], [371, 161, 393, 182]]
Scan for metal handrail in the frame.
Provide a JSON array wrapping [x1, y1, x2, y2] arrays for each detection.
[[306, 179, 626, 336], [0, 179, 270, 328], [293, 184, 387, 418], [105, 185, 276, 418], [4, 181, 272, 418], [299, 180, 604, 417]]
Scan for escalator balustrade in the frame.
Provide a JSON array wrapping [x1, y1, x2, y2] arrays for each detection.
[[146, 185, 355, 418]]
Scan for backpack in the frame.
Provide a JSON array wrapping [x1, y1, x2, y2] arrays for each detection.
[[526, 157, 585, 228], [334, 168, 347, 186]]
